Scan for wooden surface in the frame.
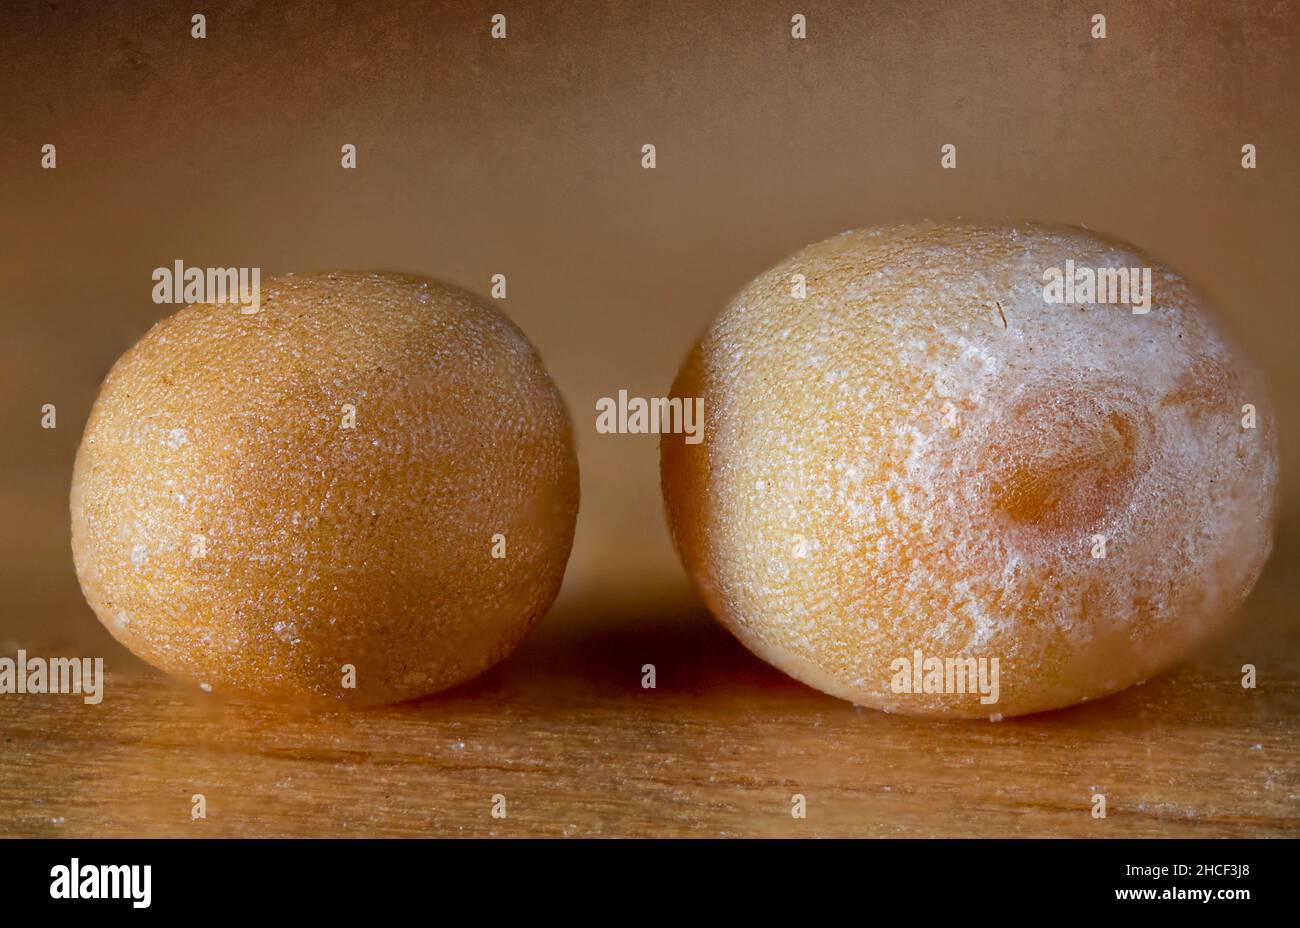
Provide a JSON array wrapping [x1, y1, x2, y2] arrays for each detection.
[[2, 535, 1297, 839]]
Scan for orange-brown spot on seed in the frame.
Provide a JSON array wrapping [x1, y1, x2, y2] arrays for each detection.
[[988, 387, 1150, 535]]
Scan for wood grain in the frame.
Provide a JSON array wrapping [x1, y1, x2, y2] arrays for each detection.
[[2, 537, 1297, 838]]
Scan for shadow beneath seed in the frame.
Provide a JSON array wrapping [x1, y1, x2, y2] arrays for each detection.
[[400, 587, 819, 715]]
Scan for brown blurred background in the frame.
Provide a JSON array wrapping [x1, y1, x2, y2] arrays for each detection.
[[1, 0, 1297, 652]]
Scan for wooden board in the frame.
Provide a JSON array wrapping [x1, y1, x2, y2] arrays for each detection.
[[2, 538, 1296, 838]]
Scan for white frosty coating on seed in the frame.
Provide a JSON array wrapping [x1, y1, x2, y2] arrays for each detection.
[[662, 220, 1278, 718], [71, 272, 579, 705]]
